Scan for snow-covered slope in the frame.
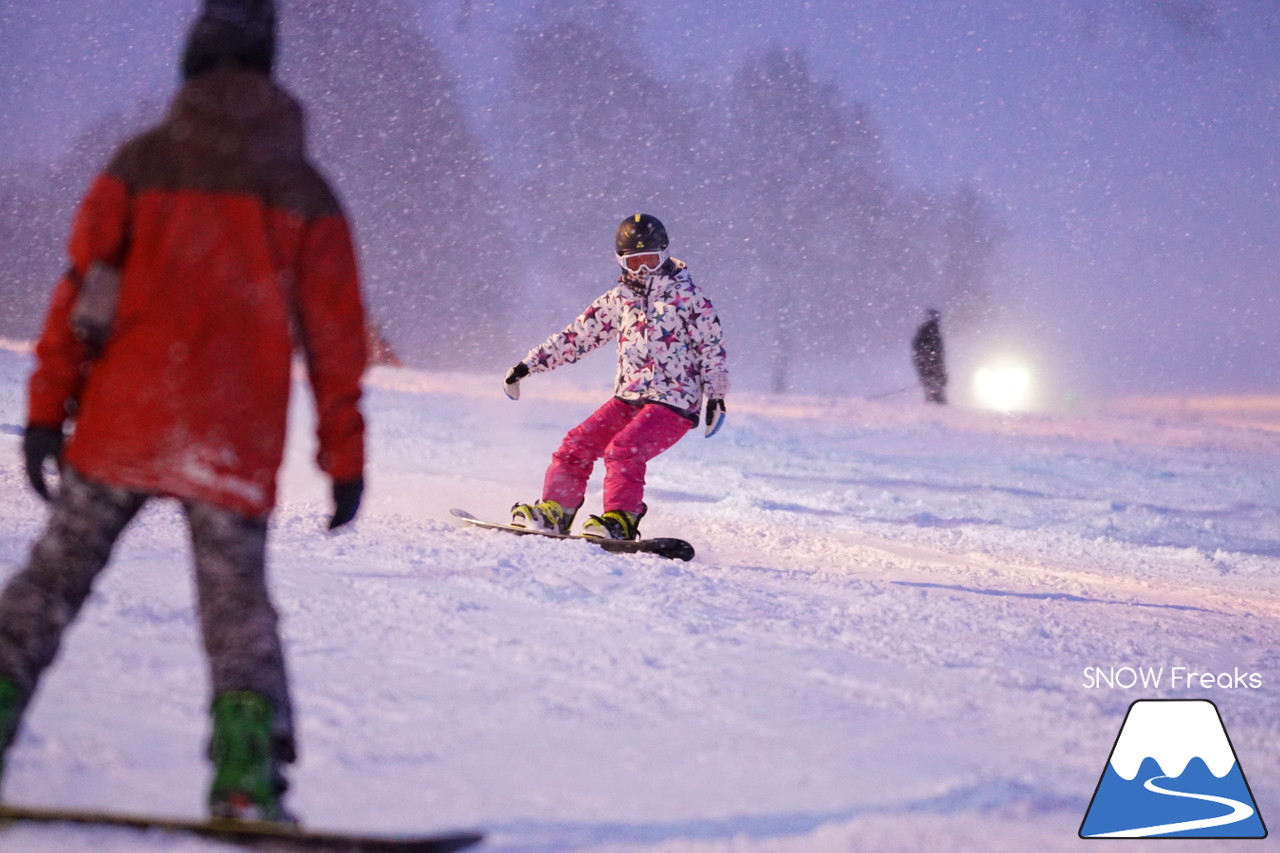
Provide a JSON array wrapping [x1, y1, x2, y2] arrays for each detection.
[[0, 342, 1276, 852]]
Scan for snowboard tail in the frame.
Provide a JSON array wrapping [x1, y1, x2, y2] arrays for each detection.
[[450, 508, 695, 561], [0, 801, 483, 853]]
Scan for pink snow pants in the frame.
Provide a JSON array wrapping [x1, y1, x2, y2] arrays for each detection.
[[543, 398, 693, 514]]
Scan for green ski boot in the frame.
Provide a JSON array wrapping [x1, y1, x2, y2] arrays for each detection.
[[0, 678, 22, 789], [207, 691, 291, 822]]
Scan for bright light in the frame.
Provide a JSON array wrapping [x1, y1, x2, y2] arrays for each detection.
[[974, 362, 1033, 412]]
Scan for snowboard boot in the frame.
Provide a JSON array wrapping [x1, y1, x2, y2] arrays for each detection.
[[581, 504, 647, 541], [511, 499, 577, 535], [207, 691, 292, 823], [0, 677, 21, 789]]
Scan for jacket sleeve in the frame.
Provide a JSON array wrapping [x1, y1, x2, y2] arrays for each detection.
[[27, 173, 131, 428], [522, 291, 619, 374], [293, 212, 367, 481], [694, 292, 730, 400]]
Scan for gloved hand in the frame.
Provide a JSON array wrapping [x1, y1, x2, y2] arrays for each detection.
[[23, 424, 64, 501], [328, 476, 364, 530], [704, 398, 726, 438], [503, 363, 529, 400]]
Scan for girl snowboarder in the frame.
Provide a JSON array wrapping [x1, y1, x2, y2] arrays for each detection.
[[503, 213, 729, 540]]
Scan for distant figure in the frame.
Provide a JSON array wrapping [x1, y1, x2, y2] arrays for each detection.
[[912, 308, 948, 404], [0, 0, 367, 823]]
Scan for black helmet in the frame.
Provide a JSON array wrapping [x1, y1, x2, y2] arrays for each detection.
[[615, 214, 669, 256]]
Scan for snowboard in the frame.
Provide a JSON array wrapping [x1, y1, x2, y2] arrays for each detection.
[[450, 508, 695, 561], [0, 801, 483, 853]]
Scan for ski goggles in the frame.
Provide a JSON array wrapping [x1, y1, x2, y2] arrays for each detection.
[[616, 250, 667, 274]]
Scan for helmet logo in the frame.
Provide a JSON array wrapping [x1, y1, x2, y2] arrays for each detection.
[[616, 212, 669, 259]]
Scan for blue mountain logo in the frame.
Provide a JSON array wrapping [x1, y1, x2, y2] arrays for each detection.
[[1080, 699, 1267, 838]]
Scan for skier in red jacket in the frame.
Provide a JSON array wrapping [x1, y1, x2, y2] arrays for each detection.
[[0, 0, 366, 822]]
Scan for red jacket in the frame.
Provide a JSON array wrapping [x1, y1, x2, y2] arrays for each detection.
[[28, 70, 367, 517]]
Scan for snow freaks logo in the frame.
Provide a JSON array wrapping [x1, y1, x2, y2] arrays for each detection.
[[1079, 700, 1267, 839], [1082, 665, 1262, 690]]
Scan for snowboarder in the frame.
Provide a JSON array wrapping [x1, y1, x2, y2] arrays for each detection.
[[503, 214, 729, 540], [912, 308, 948, 404], [0, 0, 367, 823]]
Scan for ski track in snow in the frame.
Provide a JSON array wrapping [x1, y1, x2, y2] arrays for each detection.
[[0, 346, 1276, 851]]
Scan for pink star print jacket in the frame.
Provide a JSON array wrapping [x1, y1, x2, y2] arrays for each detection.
[[521, 261, 729, 420]]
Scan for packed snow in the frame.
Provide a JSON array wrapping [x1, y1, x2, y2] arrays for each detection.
[[0, 339, 1276, 852]]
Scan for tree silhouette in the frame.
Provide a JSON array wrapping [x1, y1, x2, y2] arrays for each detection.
[[726, 46, 895, 391], [0, 3, 1004, 393], [280, 0, 513, 368], [942, 183, 1002, 325], [500, 0, 703, 322]]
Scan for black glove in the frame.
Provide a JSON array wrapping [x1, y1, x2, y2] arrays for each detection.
[[704, 398, 726, 438], [23, 424, 64, 502], [329, 477, 364, 530], [503, 362, 529, 400]]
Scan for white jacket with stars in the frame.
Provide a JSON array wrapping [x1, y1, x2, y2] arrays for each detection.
[[521, 261, 729, 419]]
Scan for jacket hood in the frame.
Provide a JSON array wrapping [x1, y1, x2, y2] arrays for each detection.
[[163, 69, 305, 166]]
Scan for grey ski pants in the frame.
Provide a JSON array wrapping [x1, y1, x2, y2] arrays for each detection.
[[0, 466, 295, 760]]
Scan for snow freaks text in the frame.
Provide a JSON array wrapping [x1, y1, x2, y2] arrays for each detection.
[[1082, 666, 1263, 690]]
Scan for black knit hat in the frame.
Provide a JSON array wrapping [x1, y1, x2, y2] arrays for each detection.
[[181, 0, 276, 80]]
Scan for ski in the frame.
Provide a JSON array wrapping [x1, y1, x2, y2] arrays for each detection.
[[450, 508, 695, 561], [0, 801, 483, 853]]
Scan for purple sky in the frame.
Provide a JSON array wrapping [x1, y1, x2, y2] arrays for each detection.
[[2, 0, 1277, 399]]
